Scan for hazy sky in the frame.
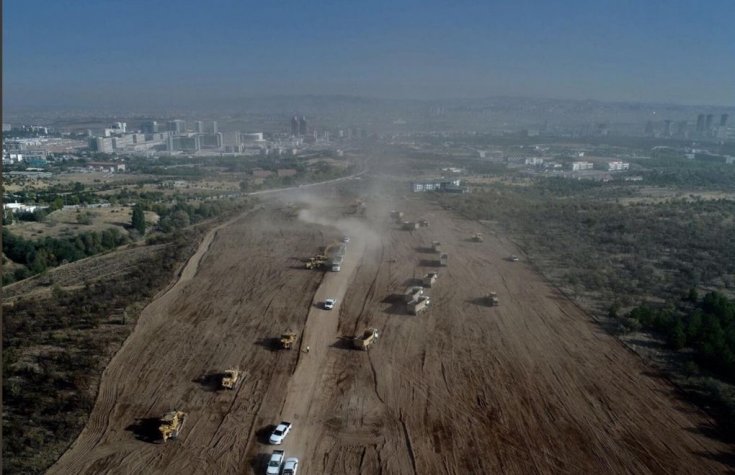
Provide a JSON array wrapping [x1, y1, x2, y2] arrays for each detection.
[[3, 0, 734, 109]]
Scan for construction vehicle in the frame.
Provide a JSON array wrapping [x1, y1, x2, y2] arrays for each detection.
[[438, 253, 448, 266], [408, 296, 430, 315], [403, 285, 424, 303], [159, 410, 186, 442], [486, 292, 499, 307], [510, 255, 520, 262], [422, 272, 438, 288], [305, 255, 327, 270], [346, 199, 367, 216], [352, 328, 379, 350], [471, 232, 484, 242], [390, 210, 404, 222], [431, 241, 442, 253], [325, 242, 346, 272], [418, 219, 430, 227], [402, 221, 419, 230], [221, 369, 240, 389], [280, 331, 297, 350]]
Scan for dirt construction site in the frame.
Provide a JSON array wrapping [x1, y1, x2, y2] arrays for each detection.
[[49, 180, 734, 474]]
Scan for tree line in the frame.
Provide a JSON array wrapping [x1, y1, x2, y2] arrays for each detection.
[[2, 228, 128, 284]]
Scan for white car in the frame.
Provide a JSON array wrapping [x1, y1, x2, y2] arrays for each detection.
[[268, 422, 292, 445], [266, 450, 284, 475], [323, 299, 336, 310], [283, 457, 299, 475]]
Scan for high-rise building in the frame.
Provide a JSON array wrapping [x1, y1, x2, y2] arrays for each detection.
[[696, 114, 705, 132], [208, 121, 218, 134], [291, 115, 299, 136], [142, 121, 159, 133], [676, 121, 687, 136], [298, 116, 307, 136], [644, 121, 654, 135], [663, 120, 672, 137], [167, 120, 186, 134], [195, 121, 204, 134], [705, 114, 714, 131], [721, 114, 729, 127]]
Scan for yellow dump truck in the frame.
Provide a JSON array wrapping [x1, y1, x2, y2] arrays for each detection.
[[159, 410, 186, 442], [221, 369, 240, 389], [352, 328, 379, 350], [280, 331, 297, 350]]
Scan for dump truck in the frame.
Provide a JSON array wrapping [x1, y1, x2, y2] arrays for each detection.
[[159, 410, 186, 442], [352, 328, 379, 350], [402, 221, 418, 230], [418, 219, 430, 227], [486, 292, 499, 306], [280, 331, 297, 350], [390, 210, 404, 222], [438, 253, 448, 266], [431, 241, 442, 253], [221, 369, 240, 389], [422, 272, 438, 288], [408, 296, 430, 315], [403, 285, 424, 303], [471, 232, 483, 242]]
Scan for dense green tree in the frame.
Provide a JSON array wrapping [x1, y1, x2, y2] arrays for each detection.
[[131, 205, 146, 235]]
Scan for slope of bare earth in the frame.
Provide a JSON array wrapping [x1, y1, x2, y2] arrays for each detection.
[[50, 189, 734, 474]]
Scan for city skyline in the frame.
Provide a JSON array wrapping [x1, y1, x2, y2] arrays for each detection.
[[3, 0, 735, 110]]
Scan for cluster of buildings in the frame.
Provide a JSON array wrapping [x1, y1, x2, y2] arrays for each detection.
[[410, 178, 466, 193], [90, 120, 226, 154], [645, 113, 732, 140], [88, 116, 344, 156]]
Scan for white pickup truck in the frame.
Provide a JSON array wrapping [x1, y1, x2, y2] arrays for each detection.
[[269, 421, 292, 445], [266, 450, 285, 475]]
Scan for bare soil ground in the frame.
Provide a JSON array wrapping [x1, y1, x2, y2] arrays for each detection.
[[49, 188, 734, 474]]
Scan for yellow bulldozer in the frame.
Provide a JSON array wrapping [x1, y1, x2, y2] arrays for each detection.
[[305, 255, 327, 270], [221, 369, 240, 390], [280, 331, 297, 350], [159, 410, 186, 442]]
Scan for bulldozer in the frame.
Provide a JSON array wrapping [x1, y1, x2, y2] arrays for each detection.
[[221, 369, 240, 390], [471, 232, 484, 242], [159, 410, 186, 442], [305, 255, 327, 270], [280, 331, 297, 350]]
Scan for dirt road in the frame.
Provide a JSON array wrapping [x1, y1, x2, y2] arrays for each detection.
[[50, 189, 734, 474]]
